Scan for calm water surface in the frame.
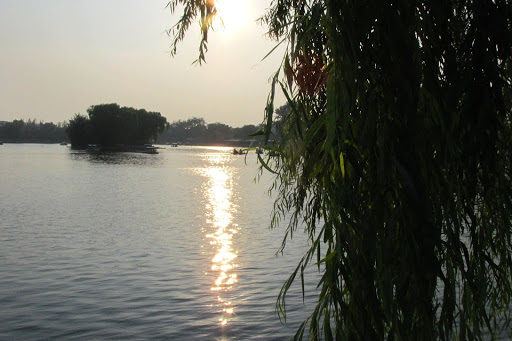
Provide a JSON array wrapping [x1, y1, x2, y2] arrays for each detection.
[[0, 144, 318, 340]]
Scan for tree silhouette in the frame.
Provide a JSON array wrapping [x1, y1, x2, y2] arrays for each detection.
[[66, 104, 167, 148], [0, 119, 68, 143]]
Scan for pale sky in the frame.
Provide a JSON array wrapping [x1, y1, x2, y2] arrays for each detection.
[[0, 0, 285, 127]]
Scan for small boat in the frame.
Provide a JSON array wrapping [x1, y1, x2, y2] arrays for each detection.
[[233, 148, 247, 155], [60, 142, 67, 146]]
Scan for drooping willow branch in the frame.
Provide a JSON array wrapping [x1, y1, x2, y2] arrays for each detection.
[[167, 1, 512, 339]]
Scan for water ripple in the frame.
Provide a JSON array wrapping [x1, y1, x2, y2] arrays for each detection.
[[0, 145, 318, 340]]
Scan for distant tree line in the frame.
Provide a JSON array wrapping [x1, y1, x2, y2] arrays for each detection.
[[67, 104, 168, 148], [1, 104, 277, 146], [156, 117, 263, 146], [0, 119, 68, 143]]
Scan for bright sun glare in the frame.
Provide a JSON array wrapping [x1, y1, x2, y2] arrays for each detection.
[[215, 0, 249, 33]]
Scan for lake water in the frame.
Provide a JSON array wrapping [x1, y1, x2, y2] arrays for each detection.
[[0, 144, 319, 340]]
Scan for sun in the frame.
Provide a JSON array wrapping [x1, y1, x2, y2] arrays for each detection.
[[214, 0, 249, 33]]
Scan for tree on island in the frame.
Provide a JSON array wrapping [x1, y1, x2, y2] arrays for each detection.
[[67, 104, 168, 148], [66, 114, 91, 147], [168, 0, 512, 340]]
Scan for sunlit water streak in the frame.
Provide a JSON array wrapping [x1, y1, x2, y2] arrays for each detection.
[[197, 148, 239, 326]]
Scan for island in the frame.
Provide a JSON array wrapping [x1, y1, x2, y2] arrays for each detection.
[[66, 103, 167, 153]]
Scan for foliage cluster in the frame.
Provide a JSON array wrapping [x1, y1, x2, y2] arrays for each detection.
[[67, 104, 168, 147], [157, 117, 262, 145], [169, 0, 512, 339], [0, 119, 68, 143]]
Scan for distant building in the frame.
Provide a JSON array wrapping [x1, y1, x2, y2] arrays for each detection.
[[0, 121, 8, 127]]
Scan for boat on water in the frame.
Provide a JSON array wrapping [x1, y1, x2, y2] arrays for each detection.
[[60, 142, 67, 146], [233, 148, 247, 155]]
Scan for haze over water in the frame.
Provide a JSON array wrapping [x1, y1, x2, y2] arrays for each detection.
[[0, 144, 317, 340]]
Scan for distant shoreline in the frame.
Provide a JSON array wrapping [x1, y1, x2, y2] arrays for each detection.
[[0, 141, 259, 148], [0, 116, 264, 149], [0, 141, 69, 144]]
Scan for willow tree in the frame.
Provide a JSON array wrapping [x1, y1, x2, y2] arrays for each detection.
[[168, 1, 512, 339]]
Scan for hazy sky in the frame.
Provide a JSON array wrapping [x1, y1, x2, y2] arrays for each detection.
[[0, 0, 285, 127]]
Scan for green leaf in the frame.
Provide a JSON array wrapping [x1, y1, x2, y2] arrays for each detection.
[[257, 153, 277, 174], [340, 151, 345, 179], [319, 250, 337, 264]]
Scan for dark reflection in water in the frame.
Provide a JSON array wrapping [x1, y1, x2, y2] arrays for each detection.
[[69, 150, 164, 166]]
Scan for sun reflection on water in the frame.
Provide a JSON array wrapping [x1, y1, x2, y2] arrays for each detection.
[[199, 148, 239, 326]]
